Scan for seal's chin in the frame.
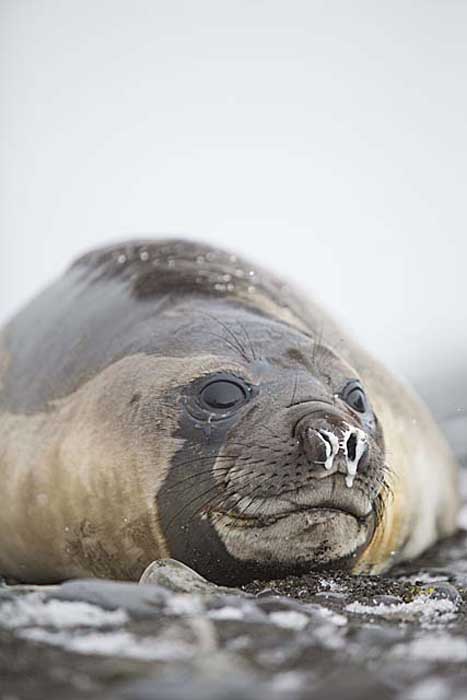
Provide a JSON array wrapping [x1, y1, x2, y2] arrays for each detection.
[[209, 490, 376, 572]]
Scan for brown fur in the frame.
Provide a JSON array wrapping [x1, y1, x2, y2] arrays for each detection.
[[0, 353, 240, 582]]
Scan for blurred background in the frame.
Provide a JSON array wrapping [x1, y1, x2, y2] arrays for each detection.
[[0, 1, 465, 461]]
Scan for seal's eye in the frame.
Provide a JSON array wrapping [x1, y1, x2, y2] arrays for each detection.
[[341, 381, 369, 414], [200, 377, 248, 412]]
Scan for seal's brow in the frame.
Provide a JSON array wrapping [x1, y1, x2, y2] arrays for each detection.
[[193, 311, 256, 364]]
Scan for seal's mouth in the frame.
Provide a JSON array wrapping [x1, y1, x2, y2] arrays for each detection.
[[209, 502, 373, 529], [208, 499, 377, 576], [205, 470, 379, 575], [207, 473, 375, 529]]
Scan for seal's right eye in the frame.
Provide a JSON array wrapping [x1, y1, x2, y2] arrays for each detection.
[[199, 376, 249, 412]]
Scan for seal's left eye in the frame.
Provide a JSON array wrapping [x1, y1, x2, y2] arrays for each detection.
[[341, 381, 369, 414], [200, 379, 248, 411]]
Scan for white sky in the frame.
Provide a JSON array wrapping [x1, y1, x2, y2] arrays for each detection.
[[1, 1, 466, 399]]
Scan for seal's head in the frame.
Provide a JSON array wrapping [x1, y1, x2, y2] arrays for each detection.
[[157, 306, 388, 585]]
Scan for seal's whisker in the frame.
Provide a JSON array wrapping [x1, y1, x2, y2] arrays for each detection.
[[223, 441, 282, 453], [206, 325, 249, 362], [368, 469, 393, 527], [170, 473, 257, 526], [212, 318, 251, 363], [238, 484, 273, 519], [169, 454, 241, 471], [181, 464, 249, 491], [373, 490, 387, 528], [210, 475, 273, 518], [287, 371, 300, 409], [195, 311, 251, 363], [203, 330, 249, 362], [184, 487, 241, 527], [311, 323, 326, 371], [181, 468, 273, 525], [238, 321, 258, 361], [380, 463, 395, 499], [167, 462, 248, 491], [255, 422, 279, 439], [165, 466, 235, 491], [164, 482, 227, 531]]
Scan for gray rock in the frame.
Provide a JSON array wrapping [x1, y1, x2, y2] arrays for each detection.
[[45, 578, 170, 618], [110, 676, 269, 700], [139, 559, 243, 596], [424, 582, 463, 604]]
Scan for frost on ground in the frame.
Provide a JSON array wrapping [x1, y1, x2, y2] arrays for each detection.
[[0, 593, 128, 629], [391, 634, 467, 663], [345, 594, 458, 626], [19, 628, 195, 662], [268, 610, 310, 630]]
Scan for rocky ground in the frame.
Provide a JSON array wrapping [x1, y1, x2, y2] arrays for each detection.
[[1, 469, 467, 700]]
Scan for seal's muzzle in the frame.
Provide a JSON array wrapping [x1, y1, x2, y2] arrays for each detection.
[[295, 405, 370, 488]]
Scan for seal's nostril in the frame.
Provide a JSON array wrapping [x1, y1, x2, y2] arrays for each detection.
[[342, 428, 368, 488], [346, 433, 357, 462], [318, 431, 333, 449], [316, 429, 340, 471], [298, 419, 371, 485]]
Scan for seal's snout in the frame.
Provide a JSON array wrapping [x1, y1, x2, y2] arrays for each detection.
[[298, 415, 369, 488]]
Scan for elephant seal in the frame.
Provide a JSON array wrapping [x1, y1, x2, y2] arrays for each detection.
[[0, 239, 459, 585]]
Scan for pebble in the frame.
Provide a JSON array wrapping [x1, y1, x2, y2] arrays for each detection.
[[423, 582, 462, 605], [140, 558, 242, 596]]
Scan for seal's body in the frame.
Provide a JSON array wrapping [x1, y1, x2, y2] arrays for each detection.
[[0, 240, 459, 585]]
